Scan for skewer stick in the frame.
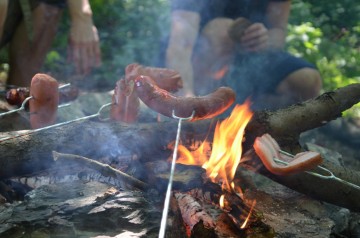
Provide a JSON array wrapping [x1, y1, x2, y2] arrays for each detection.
[[0, 83, 72, 118], [158, 110, 195, 238], [0, 102, 112, 142], [276, 150, 360, 190]]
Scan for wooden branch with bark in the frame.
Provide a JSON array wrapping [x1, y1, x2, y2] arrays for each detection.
[[0, 83, 359, 211]]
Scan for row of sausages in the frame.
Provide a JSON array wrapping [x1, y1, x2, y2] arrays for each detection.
[[5, 64, 235, 129], [5, 66, 321, 176], [110, 63, 236, 122]]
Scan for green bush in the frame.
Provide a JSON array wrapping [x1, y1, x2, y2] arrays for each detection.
[[288, 0, 360, 116]]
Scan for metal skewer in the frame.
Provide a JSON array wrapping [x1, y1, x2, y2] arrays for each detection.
[[277, 150, 360, 190], [0, 102, 112, 142], [0, 83, 72, 118], [0, 96, 33, 117], [158, 110, 194, 238]]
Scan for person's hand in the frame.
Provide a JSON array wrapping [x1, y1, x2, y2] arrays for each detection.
[[67, 22, 101, 76], [240, 23, 269, 52]]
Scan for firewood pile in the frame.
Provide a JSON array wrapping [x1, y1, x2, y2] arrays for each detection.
[[0, 72, 360, 237]]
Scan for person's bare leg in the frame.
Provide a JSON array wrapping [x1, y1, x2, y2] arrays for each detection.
[[251, 68, 322, 110], [7, 3, 62, 87], [276, 67, 322, 102], [192, 18, 235, 94]]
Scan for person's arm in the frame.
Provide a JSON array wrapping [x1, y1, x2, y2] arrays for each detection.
[[266, 1, 291, 49], [67, 0, 101, 75], [0, 0, 8, 41], [166, 10, 200, 96], [240, 1, 291, 51]]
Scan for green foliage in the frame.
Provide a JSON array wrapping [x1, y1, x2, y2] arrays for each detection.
[[44, 0, 170, 89], [288, 0, 360, 116]]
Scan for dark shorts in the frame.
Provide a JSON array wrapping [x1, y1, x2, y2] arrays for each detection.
[[0, 0, 66, 48], [195, 50, 316, 104]]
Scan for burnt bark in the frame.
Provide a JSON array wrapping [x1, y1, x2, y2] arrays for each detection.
[[0, 84, 359, 211]]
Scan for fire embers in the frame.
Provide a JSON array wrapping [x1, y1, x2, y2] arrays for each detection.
[[168, 101, 257, 230], [110, 63, 183, 123], [29, 74, 59, 129]]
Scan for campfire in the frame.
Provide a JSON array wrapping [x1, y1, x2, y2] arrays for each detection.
[[175, 101, 253, 191], [0, 65, 360, 237]]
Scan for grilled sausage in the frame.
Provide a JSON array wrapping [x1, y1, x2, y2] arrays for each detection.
[[134, 75, 235, 121], [253, 133, 323, 175], [5, 87, 30, 107], [110, 78, 140, 123], [29, 73, 59, 129], [125, 63, 183, 92]]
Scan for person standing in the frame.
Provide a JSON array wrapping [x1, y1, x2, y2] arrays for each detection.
[[0, 0, 101, 87]]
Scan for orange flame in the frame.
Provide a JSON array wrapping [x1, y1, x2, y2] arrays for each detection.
[[175, 141, 209, 166], [241, 200, 256, 229], [203, 101, 253, 190], [219, 194, 225, 209], [175, 100, 253, 191], [213, 65, 229, 80]]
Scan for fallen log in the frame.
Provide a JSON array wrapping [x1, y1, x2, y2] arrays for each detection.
[[244, 83, 360, 150], [0, 84, 359, 211], [240, 149, 360, 212]]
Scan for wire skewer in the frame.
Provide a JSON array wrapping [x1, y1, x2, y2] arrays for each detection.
[[0, 102, 112, 142], [277, 150, 360, 191], [0, 83, 72, 118], [158, 110, 195, 238]]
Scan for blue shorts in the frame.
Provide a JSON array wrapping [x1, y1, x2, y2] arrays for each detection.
[[200, 50, 317, 104]]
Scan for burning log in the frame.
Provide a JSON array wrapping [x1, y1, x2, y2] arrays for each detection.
[[0, 84, 359, 211], [174, 192, 216, 235]]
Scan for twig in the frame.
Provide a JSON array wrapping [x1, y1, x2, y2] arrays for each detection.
[[52, 151, 148, 191]]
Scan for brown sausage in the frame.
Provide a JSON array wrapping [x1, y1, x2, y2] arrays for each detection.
[[58, 84, 79, 104], [134, 75, 235, 121], [110, 78, 140, 123], [5, 87, 30, 107], [29, 74, 59, 129], [125, 63, 183, 92]]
